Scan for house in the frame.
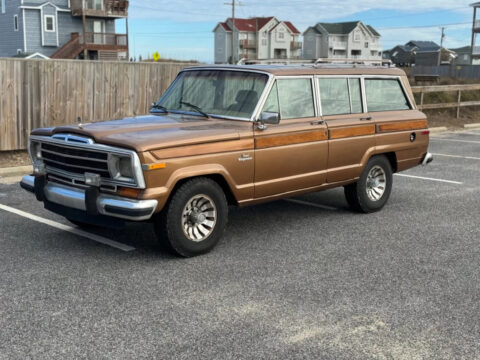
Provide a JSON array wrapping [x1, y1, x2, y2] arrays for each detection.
[[0, 0, 129, 60], [387, 41, 443, 67], [213, 17, 301, 64], [302, 21, 382, 62], [451, 46, 472, 65]]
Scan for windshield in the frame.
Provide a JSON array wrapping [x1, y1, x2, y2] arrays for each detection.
[[157, 70, 269, 120]]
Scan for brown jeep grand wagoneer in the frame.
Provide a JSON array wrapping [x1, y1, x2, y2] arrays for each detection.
[[21, 65, 432, 257]]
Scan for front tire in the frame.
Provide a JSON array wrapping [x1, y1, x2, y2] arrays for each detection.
[[344, 155, 393, 213], [154, 177, 228, 257]]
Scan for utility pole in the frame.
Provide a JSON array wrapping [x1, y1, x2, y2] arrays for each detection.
[[224, 0, 243, 64], [438, 27, 445, 66]]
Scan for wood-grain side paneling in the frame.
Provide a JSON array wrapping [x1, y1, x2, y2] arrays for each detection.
[[329, 125, 376, 140], [377, 120, 428, 133], [255, 130, 328, 149], [152, 139, 254, 160]]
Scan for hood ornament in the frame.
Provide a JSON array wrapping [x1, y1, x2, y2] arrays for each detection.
[[77, 116, 83, 129]]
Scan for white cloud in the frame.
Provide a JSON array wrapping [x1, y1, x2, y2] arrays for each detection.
[[130, 0, 474, 26]]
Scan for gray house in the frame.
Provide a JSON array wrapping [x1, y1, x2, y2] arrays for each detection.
[[451, 46, 472, 65], [0, 0, 129, 60], [387, 41, 439, 67], [303, 21, 382, 62]]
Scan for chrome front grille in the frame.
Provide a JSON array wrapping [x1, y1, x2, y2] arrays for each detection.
[[29, 134, 146, 189], [41, 142, 112, 179]]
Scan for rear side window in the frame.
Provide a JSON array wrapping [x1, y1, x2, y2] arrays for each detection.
[[365, 79, 411, 112], [318, 78, 363, 115]]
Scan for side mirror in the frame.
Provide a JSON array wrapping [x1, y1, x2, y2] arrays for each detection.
[[260, 111, 280, 125]]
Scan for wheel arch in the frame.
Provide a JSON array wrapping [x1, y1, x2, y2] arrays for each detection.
[[170, 174, 238, 206]]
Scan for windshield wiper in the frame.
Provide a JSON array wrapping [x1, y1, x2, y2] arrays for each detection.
[[150, 103, 168, 113], [180, 101, 209, 118]]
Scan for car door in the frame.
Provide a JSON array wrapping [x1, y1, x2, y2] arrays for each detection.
[[254, 77, 328, 199], [317, 76, 376, 183]]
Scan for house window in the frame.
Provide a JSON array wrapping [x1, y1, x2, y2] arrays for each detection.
[[354, 31, 360, 41], [1, 0, 5, 14], [364, 42, 369, 48], [279, 32, 284, 39], [44, 15, 55, 32], [14, 15, 18, 31]]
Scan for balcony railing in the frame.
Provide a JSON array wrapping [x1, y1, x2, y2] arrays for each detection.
[[81, 32, 128, 47], [240, 52, 257, 59], [331, 41, 347, 49], [239, 40, 257, 49], [290, 41, 302, 50], [71, 0, 129, 17]]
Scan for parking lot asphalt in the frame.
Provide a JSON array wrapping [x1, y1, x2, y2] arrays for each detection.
[[1, 129, 479, 359]]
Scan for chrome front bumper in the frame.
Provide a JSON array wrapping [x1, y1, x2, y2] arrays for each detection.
[[422, 152, 434, 166], [20, 175, 157, 221]]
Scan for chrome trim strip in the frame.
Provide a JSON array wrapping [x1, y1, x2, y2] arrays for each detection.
[[52, 133, 94, 144]]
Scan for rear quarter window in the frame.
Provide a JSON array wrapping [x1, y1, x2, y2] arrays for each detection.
[[365, 78, 411, 112]]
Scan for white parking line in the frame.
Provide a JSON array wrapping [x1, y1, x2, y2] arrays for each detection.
[[394, 174, 463, 185], [430, 138, 480, 144], [285, 198, 338, 211], [432, 153, 480, 161], [0, 203, 135, 252]]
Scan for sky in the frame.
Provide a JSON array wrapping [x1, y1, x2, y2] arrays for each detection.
[[120, 0, 477, 63]]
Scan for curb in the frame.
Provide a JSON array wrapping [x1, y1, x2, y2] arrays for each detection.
[[0, 165, 32, 178], [429, 126, 448, 133], [464, 123, 480, 129]]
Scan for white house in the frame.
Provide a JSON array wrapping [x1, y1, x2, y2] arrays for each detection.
[[303, 21, 382, 62], [213, 16, 301, 64]]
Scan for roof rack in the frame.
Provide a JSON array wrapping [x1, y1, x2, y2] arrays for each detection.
[[240, 58, 393, 68]]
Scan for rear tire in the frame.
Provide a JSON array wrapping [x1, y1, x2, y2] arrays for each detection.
[[344, 155, 393, 213], [154, 177, 228, 257]]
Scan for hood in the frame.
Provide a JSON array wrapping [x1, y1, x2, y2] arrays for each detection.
[[31, 113, 253, 153]]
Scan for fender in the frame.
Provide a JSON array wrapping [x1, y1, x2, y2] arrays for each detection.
[[147, 164, 245, 212]]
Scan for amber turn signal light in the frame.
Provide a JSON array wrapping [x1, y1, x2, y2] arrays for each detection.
[[117, 187, 141, 198], [144, 163, 166, 171]]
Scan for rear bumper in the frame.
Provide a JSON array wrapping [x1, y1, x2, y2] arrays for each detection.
[[20, 175, 157, 221], [422, 152, 433, 166]]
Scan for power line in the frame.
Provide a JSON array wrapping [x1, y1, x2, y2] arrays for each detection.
[[377, 22, 471, 30]]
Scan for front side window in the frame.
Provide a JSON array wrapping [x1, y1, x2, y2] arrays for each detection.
[[157, 70, 269, 119], [44, 16, 55, 32], [261, 78, 315, 120], [365, 79, 411, 112], [278, 78, 315, 119]]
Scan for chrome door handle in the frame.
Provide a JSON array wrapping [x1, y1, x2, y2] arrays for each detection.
[[311, 120, 325, 125], [360, 117, 372, 121]]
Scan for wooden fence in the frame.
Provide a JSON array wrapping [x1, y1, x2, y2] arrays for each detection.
[[0, 58, 195, 151], [412, 84, 480, 118]]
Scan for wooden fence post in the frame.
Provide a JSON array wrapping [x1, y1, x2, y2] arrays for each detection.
[[457, 90, 462, 119]]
